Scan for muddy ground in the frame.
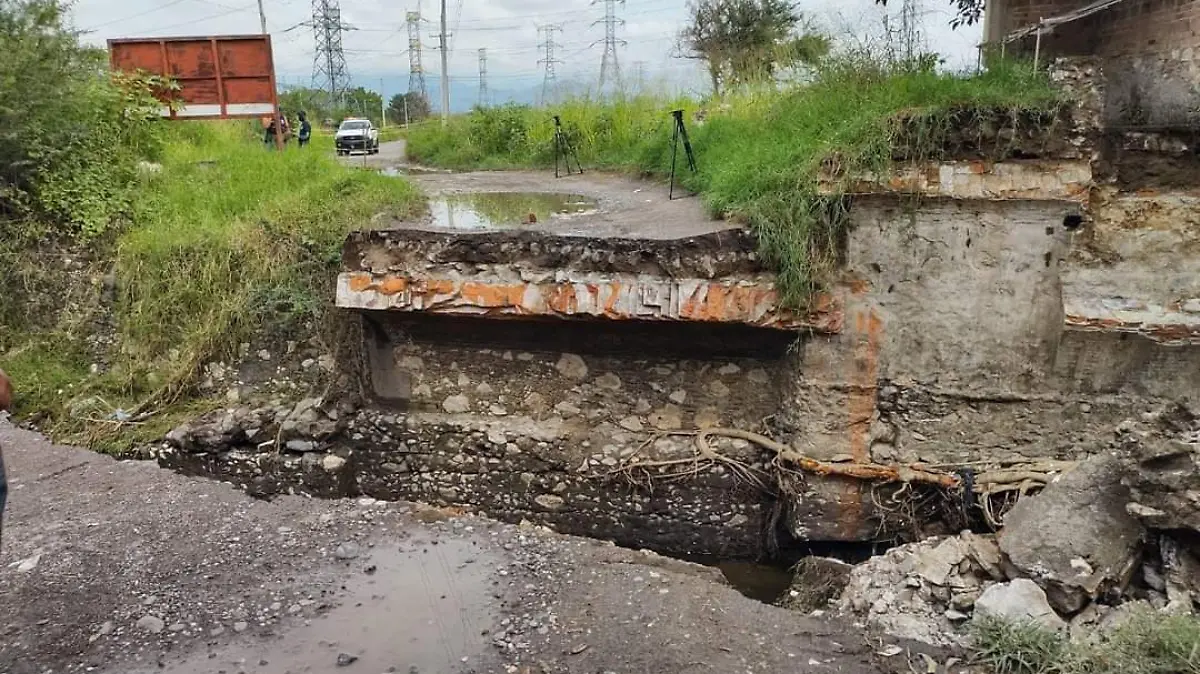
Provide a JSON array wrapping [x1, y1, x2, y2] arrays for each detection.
[[0, 421, 927, 674], [343, 140, 724, 240]]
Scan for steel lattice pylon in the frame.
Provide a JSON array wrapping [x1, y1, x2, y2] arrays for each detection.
[[592, 0, 625, 93], [311, 0, 351, 105], [537, 23, 563, 106], [406, 10, 428, 99]]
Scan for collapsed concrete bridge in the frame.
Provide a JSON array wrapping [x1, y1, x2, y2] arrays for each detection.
[[162, 59, 1200, 561]]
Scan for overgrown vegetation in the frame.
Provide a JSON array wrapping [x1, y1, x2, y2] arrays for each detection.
[[971, 613, 1200, 674], [408, 56, 1060, 305], [4, 122, 421, 450], [0, 0, 422, 450]]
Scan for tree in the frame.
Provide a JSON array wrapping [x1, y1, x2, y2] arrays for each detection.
[[340, 87, 383, 124], [387, 92, 432, 125], [278, 87, 334, 124], [678, 0, 828, 95], [875, 0, 983, 28]]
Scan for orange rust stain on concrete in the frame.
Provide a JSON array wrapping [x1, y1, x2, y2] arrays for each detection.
[[968, 160, 990, 175], [545, 284, 579, 314], [603, 282, 622, 318], [840, 305, 883, 536], [379, 277, 408, 295], [348, 274, 373, 292], [458, 282, 525, 308], [419, 279, 457, 296]]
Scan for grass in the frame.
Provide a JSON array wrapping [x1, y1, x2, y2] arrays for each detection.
[[407, 58, 1061, 305], [971, 612, 1200, 674], [0, 121, 422, 451]]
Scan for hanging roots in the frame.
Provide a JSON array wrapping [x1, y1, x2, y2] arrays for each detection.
[[600, 427, 1076, 529]]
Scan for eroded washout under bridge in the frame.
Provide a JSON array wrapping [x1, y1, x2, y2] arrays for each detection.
[[164, 70, 1200, 565]]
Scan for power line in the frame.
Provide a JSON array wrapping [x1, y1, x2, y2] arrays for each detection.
[[89, 0, 190, 29], [592, 0, 626, 93], [478, 47, 489, 106], [537, 23, 564, 106], [311, 0, 351, 105], [406, 10, 428, 100]]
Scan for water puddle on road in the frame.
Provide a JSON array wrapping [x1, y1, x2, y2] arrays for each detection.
[[426, 192, 598, 230], [148, 538, 500, 674]]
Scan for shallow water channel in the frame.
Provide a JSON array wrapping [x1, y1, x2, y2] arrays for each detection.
[[423, 192, 598, 230]]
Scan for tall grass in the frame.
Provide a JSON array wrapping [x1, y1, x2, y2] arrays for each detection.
[[0, 121, 422, 449], [971, 612, 1200, 674], [407, 58, 1061, 305]]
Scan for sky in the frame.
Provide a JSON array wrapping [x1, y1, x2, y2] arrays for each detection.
[[70, 0, 984, 111]]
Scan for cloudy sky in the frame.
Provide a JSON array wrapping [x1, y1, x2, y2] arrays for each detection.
[[71, 0, 983, 108]]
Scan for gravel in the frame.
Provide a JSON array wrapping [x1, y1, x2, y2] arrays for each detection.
[[0, 421, 908, 674]]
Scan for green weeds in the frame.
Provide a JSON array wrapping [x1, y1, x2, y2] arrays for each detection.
[[1, 122, 422, 450], [971, 612, 1200, 674]]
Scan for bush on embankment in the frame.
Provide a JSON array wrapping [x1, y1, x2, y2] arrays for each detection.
[[407, 58, 1061, 305], [0, 3, 423, 451], [3, 121, 422, 449]]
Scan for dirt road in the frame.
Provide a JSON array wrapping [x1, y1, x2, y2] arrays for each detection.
[[0, 422, 909, 674]]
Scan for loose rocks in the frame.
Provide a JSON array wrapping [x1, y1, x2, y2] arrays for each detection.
[[974, 579, 1068, 632], [999, 454, 1144, 614]]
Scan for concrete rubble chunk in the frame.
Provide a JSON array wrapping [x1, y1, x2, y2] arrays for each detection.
[[916, 537, 966, 587], [998, 454, 1145, 615], [974, 580, 1068, 632], [962, 531, 1006, 581], [442, 394, 470, 414], [649, 405, 683, 431], [555, 353, 589, 380]]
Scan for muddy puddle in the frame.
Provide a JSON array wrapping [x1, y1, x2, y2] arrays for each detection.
[[145, 538, 500, 674], [715, 561, 795, 603], [425, 192, 598, 230]]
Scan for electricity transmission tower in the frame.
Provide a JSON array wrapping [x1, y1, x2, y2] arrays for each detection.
[[310, 0, 352, 105], [537, 24, 563, 106], [406, 10, 428, 99], [632, 60, 646, 92], [592, 0, 625, 92], [478, 48, 489, 107]]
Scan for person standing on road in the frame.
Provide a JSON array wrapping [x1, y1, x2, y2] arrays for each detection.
[[0, 368, 11, 544], [297, 111, 312, 148]]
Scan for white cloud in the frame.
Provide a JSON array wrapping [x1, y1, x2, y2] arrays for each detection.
[[72, 0, 983, 97]]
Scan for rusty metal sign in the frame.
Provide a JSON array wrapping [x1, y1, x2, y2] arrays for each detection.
[[108, 35, 280, 120]]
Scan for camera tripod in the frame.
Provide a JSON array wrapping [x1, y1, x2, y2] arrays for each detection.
[[553, 115, 583, 178], [668, 109, 697, 200]]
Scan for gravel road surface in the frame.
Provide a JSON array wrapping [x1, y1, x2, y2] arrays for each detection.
[[0, 411, 906, 674]]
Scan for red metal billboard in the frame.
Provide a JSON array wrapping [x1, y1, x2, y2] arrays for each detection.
[[108, 35, 279, 120]]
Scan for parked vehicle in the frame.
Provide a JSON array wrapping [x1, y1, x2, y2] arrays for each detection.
[[335, 118, 379, 155]]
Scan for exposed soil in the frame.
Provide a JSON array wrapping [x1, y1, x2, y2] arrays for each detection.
[[0, 421, 926, 674]]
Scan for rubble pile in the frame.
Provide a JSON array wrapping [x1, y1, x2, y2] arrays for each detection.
[[819, 402, 1200, 646], [835, 532, 1008, 646]]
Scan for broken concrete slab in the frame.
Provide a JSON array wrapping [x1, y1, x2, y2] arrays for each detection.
[[998, 454, 1145, 615], [974, 579, 1068, 632]]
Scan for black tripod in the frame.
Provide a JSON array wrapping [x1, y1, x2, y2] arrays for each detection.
[[553, 115, 583, 178], [668, 109, 697, 200]]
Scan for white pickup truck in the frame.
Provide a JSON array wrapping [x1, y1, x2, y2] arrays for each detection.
[[335, 118, 380, 155]]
